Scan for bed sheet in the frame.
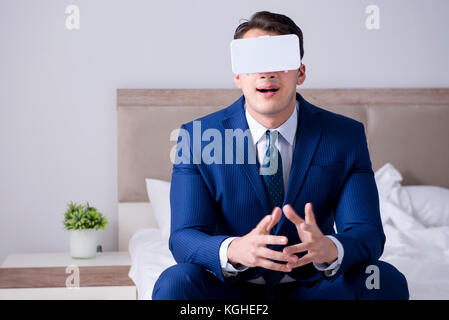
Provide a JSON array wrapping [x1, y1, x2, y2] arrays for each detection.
[[379, 206, 449, 299], [128, 228, 175, 300]]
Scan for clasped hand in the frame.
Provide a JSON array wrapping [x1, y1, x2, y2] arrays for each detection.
[[227, 203, 338, 272]]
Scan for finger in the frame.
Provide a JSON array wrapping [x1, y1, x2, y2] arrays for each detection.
[[283, 204, 305, 227], [301, 223, 318, 234], [266, 207, 282, 232], [258, 247, 291, 262], [283, 242, 311, 255], [256, 234, 288, 246], [257, 258, 292, 273], [287, 252, 316, 269], [300, 222, 323, 240], [255, 215, 272, 233], [305, 202, 317, 225]]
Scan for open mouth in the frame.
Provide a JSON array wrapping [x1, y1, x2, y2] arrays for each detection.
[[256, 87, 279, 98], [256, 88, 279, 93]]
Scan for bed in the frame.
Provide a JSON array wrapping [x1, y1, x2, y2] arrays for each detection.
[[117, 88, 449, 300]]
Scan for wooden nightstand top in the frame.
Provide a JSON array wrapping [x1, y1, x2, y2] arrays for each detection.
[[0, 252, 134, 289]]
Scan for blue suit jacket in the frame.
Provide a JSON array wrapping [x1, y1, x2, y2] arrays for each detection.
[[169, 92, 386, 283]]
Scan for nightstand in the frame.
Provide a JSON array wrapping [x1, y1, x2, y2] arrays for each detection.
[[0, 252, 136, 300]]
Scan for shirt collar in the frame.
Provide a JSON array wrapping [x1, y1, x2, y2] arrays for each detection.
[[245, 100, 299, 146]]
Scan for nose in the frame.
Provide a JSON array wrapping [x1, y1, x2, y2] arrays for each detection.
[[258, 72, 277, 79]]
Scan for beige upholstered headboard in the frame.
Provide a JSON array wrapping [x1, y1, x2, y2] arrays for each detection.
[[117, 88, 449, 250]]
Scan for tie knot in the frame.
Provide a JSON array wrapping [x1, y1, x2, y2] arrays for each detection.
[[266, 130, 280, 150], [266, 129, 279, 140]]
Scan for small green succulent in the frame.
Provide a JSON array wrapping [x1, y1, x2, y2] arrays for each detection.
[[63, 201, 108, 231]]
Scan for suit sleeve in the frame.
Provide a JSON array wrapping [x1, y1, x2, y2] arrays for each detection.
[[329, 122, 386, 278], [168, 123, 233, 283]]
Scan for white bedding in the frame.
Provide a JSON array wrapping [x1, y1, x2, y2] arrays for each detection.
[[129, 164, 449, 300], [380, 211, 449, 299], [128, 228, 175, 300]]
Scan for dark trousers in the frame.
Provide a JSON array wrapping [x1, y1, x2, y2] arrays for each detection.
[[152, 260, 409, 300]]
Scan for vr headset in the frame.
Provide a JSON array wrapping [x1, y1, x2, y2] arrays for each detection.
[[230, 34, 301, 74]]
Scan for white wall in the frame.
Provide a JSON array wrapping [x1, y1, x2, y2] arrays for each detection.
[[1, 0, 448, 264]]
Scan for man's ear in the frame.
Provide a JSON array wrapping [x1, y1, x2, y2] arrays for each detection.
[[296, 64, 306, 86], [233, 74, 242, 89]]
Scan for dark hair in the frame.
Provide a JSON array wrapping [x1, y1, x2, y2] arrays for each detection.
[[233, 11, 304, 60]]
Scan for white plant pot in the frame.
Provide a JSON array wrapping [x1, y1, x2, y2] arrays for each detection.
[[69, 229, 98, 259]]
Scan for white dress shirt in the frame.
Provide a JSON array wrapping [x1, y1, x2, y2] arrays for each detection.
[[218, 100, 344, 283]]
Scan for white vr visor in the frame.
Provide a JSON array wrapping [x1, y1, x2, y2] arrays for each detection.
[[230, 34, 301, 74]]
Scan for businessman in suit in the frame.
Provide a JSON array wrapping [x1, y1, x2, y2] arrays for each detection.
[[152, 11, 409, 300]]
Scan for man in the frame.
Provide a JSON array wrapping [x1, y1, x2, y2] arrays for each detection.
[[152, 11, 409, 300]]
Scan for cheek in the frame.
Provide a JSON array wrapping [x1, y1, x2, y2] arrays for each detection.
[[283, 71, 299, 83], [239, 79, 255, 94]]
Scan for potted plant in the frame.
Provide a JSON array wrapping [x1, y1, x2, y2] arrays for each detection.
[[62, 201, 108, 259]]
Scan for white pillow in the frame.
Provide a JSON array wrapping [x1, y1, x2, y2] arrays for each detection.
[[145, 178, 171, 239], [403, 185, 449, 228], [374, 163, 414, 215]]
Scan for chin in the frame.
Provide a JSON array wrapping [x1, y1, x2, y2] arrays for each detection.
[[250, 101, 284, 116]]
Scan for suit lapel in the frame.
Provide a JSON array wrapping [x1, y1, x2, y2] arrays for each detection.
[[274, 93, 323, 234], [220, 96, 272, 215]]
